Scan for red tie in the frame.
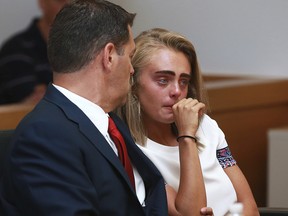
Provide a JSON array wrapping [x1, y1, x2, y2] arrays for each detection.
[[108, 117, 135, 190]]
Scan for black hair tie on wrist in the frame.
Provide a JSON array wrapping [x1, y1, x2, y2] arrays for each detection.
[[176, 135, 197, 143]]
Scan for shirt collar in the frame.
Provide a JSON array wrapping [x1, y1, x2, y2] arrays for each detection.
[[52, 84, 109, 136]]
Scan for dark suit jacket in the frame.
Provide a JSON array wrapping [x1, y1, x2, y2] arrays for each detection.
[[0, 84, 168, 216]]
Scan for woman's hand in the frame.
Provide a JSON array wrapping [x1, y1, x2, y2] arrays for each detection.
[[200, 207, 214, 216], [172, 98, 205, 136]]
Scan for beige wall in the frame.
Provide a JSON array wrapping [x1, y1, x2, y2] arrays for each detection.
[[110, 0, 288, 78], [0, 0, 40, 46], [1, 0, 288, 78]]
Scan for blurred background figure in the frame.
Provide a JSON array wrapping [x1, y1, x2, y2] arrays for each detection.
[[0, 0, 68, 105]]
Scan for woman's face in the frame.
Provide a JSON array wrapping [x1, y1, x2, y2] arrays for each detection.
[[137, 48, 191, 124]]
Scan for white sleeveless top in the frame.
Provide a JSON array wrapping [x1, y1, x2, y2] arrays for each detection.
[[138, 114, 237, 216]]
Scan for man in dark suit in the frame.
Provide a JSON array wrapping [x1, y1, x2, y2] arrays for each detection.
[[0, 0, 168, 215]]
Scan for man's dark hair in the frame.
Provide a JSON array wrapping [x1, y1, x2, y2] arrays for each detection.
[[48, 0, 136, 73]]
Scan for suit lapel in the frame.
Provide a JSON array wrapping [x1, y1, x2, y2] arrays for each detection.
[[110, 113, 165, 190], [44, 84, 136, 192], [111, 113, 168, 214]]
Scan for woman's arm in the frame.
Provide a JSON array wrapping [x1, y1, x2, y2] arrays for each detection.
[[224, 165, 259, 216], [168, 98, 208, 216], [167, 184, 213, 216]]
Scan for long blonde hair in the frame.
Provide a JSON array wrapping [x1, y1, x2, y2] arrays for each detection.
[[117, 28, 208, 146]]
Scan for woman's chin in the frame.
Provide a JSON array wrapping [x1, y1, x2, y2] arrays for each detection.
[[162, 115, 175, 124]]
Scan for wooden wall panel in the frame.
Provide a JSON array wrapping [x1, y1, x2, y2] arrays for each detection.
[[206, 77, 288, 207], [0, 104, 34, 130]]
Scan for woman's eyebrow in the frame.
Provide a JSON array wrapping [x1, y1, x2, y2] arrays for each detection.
[[155, 70, 175, 76], [155, 70, 191, 79], [180, 73, 191, 79]]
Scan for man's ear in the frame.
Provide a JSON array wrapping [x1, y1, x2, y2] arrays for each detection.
[[102, 42, 117, 71]]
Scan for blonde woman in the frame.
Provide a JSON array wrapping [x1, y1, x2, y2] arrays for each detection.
[[118, 28, 259, 216]]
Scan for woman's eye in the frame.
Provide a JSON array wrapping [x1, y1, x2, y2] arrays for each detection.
[[158, 78, 168, 85], [180, 79, 189, 86]]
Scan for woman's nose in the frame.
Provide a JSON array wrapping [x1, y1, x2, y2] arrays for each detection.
[[170, 83, 181, 98]]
